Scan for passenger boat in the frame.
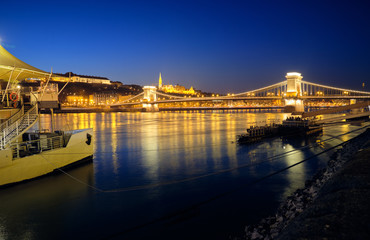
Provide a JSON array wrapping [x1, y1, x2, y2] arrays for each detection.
[[0, 44, 93, 187], [0, 90, 94, 187]]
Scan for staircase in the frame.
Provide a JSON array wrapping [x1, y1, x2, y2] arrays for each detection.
[[24, 104, 34, 113], [0, 104, 38, 149]]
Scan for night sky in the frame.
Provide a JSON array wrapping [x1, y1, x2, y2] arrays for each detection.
[[1, 0, 369, 94]]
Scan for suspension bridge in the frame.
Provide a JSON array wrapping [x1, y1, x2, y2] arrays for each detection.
[[110, 72, 370, 112], [1, 43, 369, 113]]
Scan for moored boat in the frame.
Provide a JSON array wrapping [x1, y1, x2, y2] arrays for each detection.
[[0, 127, 93, 187], [0, 44, 94, 187], [237, 117, 322, 144], [278, 117, 323, 137]]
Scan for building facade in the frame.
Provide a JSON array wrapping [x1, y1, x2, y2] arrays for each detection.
[[52, 72, 111, 85], [157, 73, 196, 95]]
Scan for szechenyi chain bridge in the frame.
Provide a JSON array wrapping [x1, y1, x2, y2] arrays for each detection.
[[1, 43, 369, 113], [110, 72, 370, 112]]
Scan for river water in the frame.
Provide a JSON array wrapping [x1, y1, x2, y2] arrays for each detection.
[[0, 111, 366, 240]]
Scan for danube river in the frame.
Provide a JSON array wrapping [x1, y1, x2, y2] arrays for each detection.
[[0, 111, 366, 240]]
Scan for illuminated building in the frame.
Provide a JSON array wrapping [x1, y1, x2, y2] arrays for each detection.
[[52, 72, 111, 84], [157, 73, 196, 95], [65, 95, 93, 106], [93, 93, 118, 105]]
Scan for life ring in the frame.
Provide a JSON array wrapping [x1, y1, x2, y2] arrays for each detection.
[[9, 92, 18, 102]]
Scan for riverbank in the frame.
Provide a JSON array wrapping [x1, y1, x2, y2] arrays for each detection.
[[43, 106, 284, 114], [244, 126, 370, 239], [41, 107, 142, 113]]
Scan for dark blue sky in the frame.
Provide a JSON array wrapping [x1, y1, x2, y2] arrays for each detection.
[[1, 0, 369, 93]]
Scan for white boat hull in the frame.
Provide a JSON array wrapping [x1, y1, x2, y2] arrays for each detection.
[[0, 129, 93, 187]]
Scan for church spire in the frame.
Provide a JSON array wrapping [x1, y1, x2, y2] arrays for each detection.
[[158, 72, 162, 89]]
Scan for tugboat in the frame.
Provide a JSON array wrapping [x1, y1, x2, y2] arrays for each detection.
[[237, 123, 279, 144]]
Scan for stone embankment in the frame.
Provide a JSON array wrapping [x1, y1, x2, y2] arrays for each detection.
[[244, 127, 370, 240]]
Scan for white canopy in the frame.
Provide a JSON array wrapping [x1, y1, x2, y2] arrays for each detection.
[[0, 44, 51, 81]]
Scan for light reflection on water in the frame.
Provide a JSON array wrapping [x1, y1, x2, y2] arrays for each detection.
[[0, 111, 367, 240]]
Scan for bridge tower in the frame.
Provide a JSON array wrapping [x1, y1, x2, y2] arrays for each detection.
[[142, 86, 158, 111], [284, 72, 304, 112], [286, 72, 302, 97]]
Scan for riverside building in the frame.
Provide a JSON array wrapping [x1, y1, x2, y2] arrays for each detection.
[[52, 72, 111, 84]]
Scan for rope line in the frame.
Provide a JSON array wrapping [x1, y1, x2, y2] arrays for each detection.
[[39, 154, 104, 192]]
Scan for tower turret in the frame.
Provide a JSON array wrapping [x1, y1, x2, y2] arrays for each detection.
[[158, 72, 162, 89]]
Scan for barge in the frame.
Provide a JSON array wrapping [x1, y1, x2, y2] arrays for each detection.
[[279, 117, 323, 137], [237, 124, 279, 144], [237, 117, 322, 144]]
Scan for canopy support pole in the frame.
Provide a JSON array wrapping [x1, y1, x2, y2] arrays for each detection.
[[2, 66, 15, 103], [11, 69, 24, 89], [58, 72, 71, 95], [39, 68, 53, 102]]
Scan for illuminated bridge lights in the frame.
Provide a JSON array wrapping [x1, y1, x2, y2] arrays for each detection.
[[108, 73, 370, 109]]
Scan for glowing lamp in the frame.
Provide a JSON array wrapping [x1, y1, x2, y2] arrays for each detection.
[[286, 72, 301, 77]]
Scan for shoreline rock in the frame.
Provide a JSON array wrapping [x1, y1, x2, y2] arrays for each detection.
[[243, 127, 370, 240]]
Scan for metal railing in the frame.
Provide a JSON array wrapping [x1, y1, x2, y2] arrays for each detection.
[[282, 119, 310, 127], [0, 105, 24, 133], [0, 104, 38, 149], [10, 134, 65, 159]]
